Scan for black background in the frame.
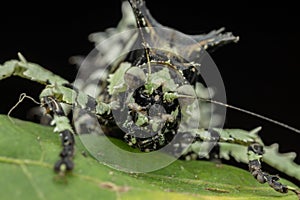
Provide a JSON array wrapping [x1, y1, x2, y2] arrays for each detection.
[[1, 1, 300, 184]]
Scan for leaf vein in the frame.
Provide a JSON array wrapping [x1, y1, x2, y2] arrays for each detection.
[[20, 164, 47, 200]]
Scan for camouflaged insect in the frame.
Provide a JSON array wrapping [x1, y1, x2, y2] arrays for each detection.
[[1, 0, 300, 199]]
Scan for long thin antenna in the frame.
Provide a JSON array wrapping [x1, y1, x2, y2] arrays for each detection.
[[199, 97, 300, 134], [8, 93, 40, 123], [128, 0, 152, 79]]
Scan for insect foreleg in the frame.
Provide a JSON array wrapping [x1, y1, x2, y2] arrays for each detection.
[[39, 84, 113, 173], [41, 96, 75, 175], [248, 143, 300, 198], [0, 54, 68, 85], [188, 128, 300, 198]]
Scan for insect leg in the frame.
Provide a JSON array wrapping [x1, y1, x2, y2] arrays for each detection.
[[60, 83, 114, 125], [191, 28, 239, 51], [248, 143, 300, 197], [0, 53, 68, 85], [41, 96, 75, 175], [39, 84, 115, 173], [189, 128, 300, 197]]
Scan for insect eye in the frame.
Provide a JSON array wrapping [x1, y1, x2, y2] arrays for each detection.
[[124, 66, 146, 89]]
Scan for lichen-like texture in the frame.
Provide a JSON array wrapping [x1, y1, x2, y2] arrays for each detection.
[[0, 115, 297, 200]]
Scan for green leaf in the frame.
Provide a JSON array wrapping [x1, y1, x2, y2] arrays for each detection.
[[0, 115, 298, 200]]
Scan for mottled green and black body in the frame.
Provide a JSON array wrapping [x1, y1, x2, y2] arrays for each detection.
[[1, 0, 300, 198], [76, 0, 238, 153]]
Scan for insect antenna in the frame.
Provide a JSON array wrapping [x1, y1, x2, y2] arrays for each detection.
[[198, 97, 300, 134], [128, 0, 152, 80], [8, 93, 41, 123]]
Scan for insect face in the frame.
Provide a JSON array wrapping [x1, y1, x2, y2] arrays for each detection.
[[110, 60, 200, 152]]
